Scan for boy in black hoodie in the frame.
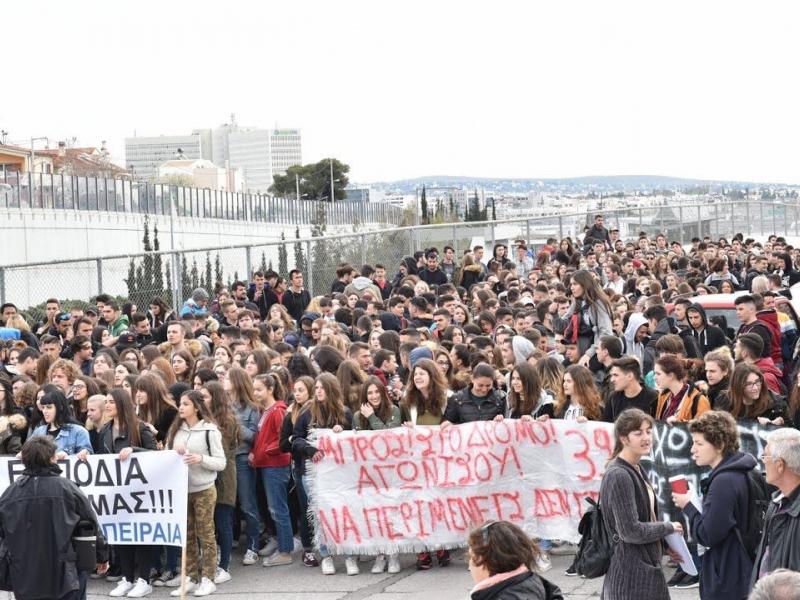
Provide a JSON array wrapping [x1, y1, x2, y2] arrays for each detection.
[[686, 304, 728, 355]]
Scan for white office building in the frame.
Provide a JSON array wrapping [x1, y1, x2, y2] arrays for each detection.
[[124, 133, 211, 181]]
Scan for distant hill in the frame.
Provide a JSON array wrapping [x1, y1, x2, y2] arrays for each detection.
[[362, 174, 790, 194]]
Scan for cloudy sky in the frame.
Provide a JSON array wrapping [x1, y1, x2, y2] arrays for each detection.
[[2, 1, 798, 183]]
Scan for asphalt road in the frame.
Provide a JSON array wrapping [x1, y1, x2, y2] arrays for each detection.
[[86, 549, 701, 599]]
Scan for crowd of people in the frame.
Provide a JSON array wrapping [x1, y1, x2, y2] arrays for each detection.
[[1, 214, 800, 599]]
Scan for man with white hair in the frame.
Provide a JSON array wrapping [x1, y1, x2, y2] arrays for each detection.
[[751, 428, 800, 588], [749, 569, 800, 600]]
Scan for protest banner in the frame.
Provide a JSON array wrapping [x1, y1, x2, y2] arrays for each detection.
[[308, 418, 775, 554], [0, 451, 188, 546]]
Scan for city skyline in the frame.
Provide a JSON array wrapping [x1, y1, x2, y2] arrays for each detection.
[[2, 1, 799, 185]]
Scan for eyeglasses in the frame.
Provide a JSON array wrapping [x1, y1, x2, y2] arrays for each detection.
[[436, 360, 451, 367], [746, 380, 763, 388]]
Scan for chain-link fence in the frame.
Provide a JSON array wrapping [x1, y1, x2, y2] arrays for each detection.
[[3, 200, 800, 311]]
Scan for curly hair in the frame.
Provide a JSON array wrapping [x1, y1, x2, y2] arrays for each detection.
[[688, 410, 740, 455]]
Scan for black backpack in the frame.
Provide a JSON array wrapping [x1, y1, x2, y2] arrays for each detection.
[[574, 497, 618, 578], [734, 468, 770, 562]]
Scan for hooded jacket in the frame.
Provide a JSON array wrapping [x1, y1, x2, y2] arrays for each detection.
[[0, 413, 27, 455], [643, 317, 701, 375], [778, 253, 800, 287], [624, 313, 649, 364], [247, 283, 279, 320], [512, 336, 536, 365], [470, 569, 563, 600], [757, 309, 783, 368], [456, 263, 485, 290], [169, 419, 226, 493], [390, 257, 418, 291], [682, 452, 756, 600], [343, 277, 383, 302], [686, 304, 728, 355], [755, 357, 784, 395]]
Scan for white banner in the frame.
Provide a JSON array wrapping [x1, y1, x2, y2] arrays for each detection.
[[308, 419, 615, 554], [0, 452, 188, 546]]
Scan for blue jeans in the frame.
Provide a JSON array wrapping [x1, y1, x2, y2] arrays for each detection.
[[235, 454, 261, 552], [260, 466, 293, 553], [215, 503, 234, 570], [151, 546, 179, 573], [293, 467, 314, 551]]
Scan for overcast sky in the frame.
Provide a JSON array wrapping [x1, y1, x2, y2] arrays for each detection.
[[2, 1, 798, 183]]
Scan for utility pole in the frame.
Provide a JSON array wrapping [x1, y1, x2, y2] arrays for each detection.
[[296, 172, 301, 202]]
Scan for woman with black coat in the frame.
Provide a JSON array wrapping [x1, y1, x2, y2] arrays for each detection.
[[672, 411, 756, 600], [82, 388, 158, 598]]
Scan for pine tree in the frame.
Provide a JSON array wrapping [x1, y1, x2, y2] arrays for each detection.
[[142, 216, 153, 299], [152, 222, 164, 300], [278, 232, 288, 276], [293, 227, 306, 273], [491, 196, 497, 221], [267, 259, 273, 272], [135, 265, 145, 308], [259, 252, 267, 274], [190, 259, 199, 291], [204, 252, 212, 293], [180, 255, 190, 301], [164, 260, 173, 309], [420, 185, 429, 225], [126, 258, 137, 300], [214, 253, 223, 288], [449, 195, 455, 218]]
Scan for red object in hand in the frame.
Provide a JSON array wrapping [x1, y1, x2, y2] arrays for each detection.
[[669, 475, 688, 494]]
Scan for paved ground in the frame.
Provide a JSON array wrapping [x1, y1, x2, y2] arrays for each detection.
[[87, 549, 701, 599]]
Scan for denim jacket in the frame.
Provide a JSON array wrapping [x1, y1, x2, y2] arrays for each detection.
[[32, 423, 93, 455], [235, 404, 260, 456]]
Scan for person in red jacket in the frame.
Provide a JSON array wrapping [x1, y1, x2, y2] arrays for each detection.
[[250, 373, 294, 567], [756, 297, 784, 372], [735, 333, 784, 395]]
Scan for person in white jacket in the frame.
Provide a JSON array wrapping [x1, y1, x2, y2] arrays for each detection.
[[166, 390, 226, 597]]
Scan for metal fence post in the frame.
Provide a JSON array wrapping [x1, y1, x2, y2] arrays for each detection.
[[678, 205, 684, 245], [409, 228, 416, 256], [306, 240, 314, 294], [760, 203, 764, 236], [245, 246, 252, 279], [773, 203, 777, 236], [0, 267, 5, 305], [452, 224, 458, 254], [714, 203, 719, 239], [172, 252, 182, 311], [697, 205, 702, 239], [361, 233, 367, 267], [96, 259, 103, 295], [746, 203, 751, 237], [558, 216, 563, 241], [526, 219, 531, 245], [490, 222, 496, 247]]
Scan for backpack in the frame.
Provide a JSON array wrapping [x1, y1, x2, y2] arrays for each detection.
[[574, 497, 618, 578], [734, 468, 770, 562]]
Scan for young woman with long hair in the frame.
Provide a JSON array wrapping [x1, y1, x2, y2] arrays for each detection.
[[564, 270, 614, 368], [726, 363, 786, 425], [225, 366, 263, 566], [31, 388, 92, 457], [354, 376, 402, 574], [280, 375, 317, 567], [166, 390, 226, 596], [291, 372, 353, 575], [702, 347, 734, 410], [199, 381, 240, 585], [544, 365, 602, 422], [243, 349, 271, 378], [93, 388, 158, 598], [149, 357, 177, 386], [70, 374, 100, 422], [599, 409, 682, 600], [401, 359, 449, 427], [442, 363, 506, 426], [534, 358, 565, 408], [171, 349, 195, 385], [132, 373, 178, 447], [250, 374, 294, 568], [336, 359, 366, 414], [508, 363, 555, 421], [148, 296, 174, 328]]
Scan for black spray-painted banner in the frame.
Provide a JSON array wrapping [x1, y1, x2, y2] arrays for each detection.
[[0, 452, 188, 546]]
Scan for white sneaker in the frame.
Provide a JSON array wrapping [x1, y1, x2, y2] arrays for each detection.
[[126, 578, 153, 598], [536, 553, 552, 573], [387, 553, 401, 574], [170, 578, 196, 596], [258, 538, 278, 557], [242, 549, 259, 565], [109, 578, 134, 597], [213, 567, 231, 584], [371, 555, 386, 574], [164, 572, 184, 588], [321, 557, 336, 575], [262, 552, 293, 567], [345, 557, 360, 576], [193, 577, 217, 597]]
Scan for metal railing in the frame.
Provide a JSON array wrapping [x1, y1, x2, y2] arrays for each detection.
[[0, 170, 405, 226], [2, 199, 799, 311]]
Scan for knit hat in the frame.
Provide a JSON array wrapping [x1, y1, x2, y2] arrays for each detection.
[[512, 336, 535, 365], [408, 347, 433, 369], [192, 288, 209, 303]]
